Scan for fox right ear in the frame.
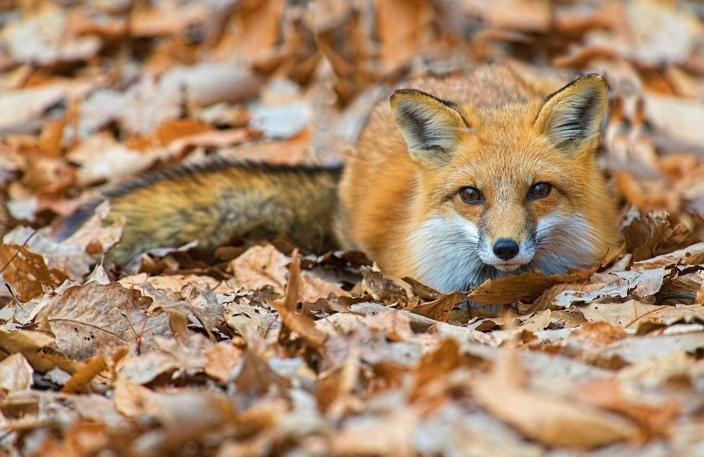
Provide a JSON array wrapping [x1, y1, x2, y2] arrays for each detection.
[[390, 89, 469, 166], [534, 74, 608, 155]]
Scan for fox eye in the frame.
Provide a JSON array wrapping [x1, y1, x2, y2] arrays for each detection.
[[459, 186, 483, 204], [528, 182, 552, 200]]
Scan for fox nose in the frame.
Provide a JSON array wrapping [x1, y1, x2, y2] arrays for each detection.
[[493, 238, 519, 260]]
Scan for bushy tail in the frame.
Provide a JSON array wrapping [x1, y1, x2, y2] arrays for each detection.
[[59, 160, 342, 265]]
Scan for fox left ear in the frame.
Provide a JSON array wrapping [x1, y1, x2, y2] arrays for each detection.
[[390, 89, 469, 166], [534, 74, 608, 154]]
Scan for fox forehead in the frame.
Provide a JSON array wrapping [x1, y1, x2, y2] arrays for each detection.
[[434, 139, 579, 199], [434, 105, 581, 185]]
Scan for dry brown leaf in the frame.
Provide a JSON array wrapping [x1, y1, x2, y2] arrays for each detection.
[[552, 268, 670, 308], [4, 226, 93, 280], [622, 0, 703, 67], [623, 212, 698, 262], [230, 244, 290, 294], [113, 377, 162, 418], [472, 348, 639, 448], [597, 332, 704, 365], [218, 131, 312, 164], [78, 77, 182, 137], [167, 129, 256, 155], [215, 0, 284, 59], [361, 266, 410, 304], [205, 342, 243, 382], [407, 291, 463, 322], [234, 350, 289, 398], [469, 269, 594, 306], [317, 346, 360, 415], [464, 0, 552, 32], [68, 133, 165, 186], [0, 243, 68, 302], [631, 242, 704, 271], [376, 0, 433, 70], [224, 298, 278, 341], [35, 282, 171, 361], [0, 353, 33, 392], [154, 118, 213, 146], [569, 321, 628, 354], [0, 328, 77, 374], [272, 250, 327, 348], [161, 63, 264, 107], [129, 4, 208, 37], [0, 85, 66, 135], [299, 272, 350, 303], [21, 156, 75, 196], [1, 7, 101, 66], [582, 301, 704, 329], [574, 378, 679, 435], [329, 411, 417, 456], [117, 351, 180, 385], [580, 300, 662, 327], [413, 338, 462, 393], [62, 355, 108, 394]]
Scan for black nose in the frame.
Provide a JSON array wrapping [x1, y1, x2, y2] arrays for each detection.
[[493, 238, 519, 260]]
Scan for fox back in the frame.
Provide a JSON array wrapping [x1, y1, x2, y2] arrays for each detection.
[[336, 65, 619, 291]]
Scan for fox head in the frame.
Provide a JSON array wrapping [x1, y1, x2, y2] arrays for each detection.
[[390, 74, 617, 291]]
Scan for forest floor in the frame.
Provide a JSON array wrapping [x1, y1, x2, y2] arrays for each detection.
[[1, 1, 704, 456]]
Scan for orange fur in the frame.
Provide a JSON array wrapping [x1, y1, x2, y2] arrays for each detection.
[[336, 64, 619, 290]]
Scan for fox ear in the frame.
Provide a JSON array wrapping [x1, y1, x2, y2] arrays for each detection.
[[390, 89, 469, 165], [534, 74, 608, 154]]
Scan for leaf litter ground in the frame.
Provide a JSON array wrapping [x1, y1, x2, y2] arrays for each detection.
[[1, 1, 704, 456]]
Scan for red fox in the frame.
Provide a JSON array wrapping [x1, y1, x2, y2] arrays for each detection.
[[60, 65, 619, 292]]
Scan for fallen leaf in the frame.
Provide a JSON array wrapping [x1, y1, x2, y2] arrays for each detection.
[[553, 268, 670, 308], [631, 242, 704, 271], [224, 297, 278, 341], [154, 118, 213, 146], [472, 347, 639, 448], [463, 0, 552, 32], [623, 212, 699, 262], [1, 7, 101, 66], [317, 346, 360, 414], [407, 291, 463, 322], [68, 133, 167, 185], [361, 266, 410, 304], [299, 272, 350, 303], [582, 301, 704, 330], [35, 282, 171, 361], [0, 243, 68, 302], [62, 355, 108, 393], [117, 351, 179, 385], [597, 332, 704, 364], [3, 226, 93, 280], [0, 86, 66, 135], [272, 251, 327, 348], [113, 377, 162, 418], [413, 338, 462, 393], [205, 342, 243, 382], [230, 244, 290, 294], [234, 350, 289, 399], [0, 353, 33, 391], [469, 269, 594, 306], [574, 378, 679, 436]]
